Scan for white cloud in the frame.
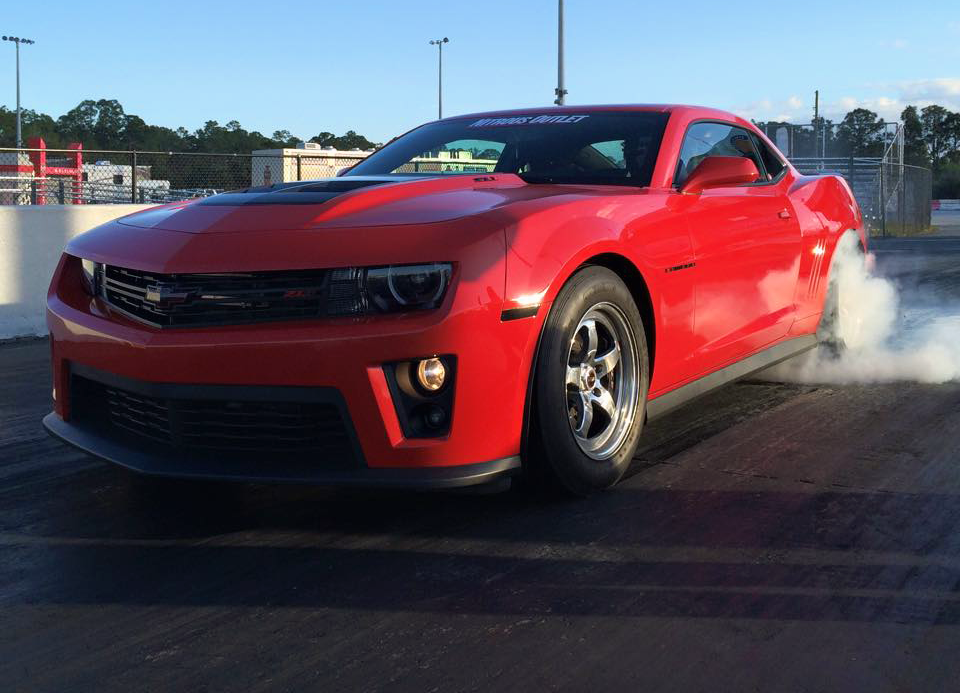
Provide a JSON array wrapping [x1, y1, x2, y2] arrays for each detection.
[[733, 97, 806, 123], [838, 96, 858, 111], [897, 77, 960, 100], [732, 78, 960, 124]]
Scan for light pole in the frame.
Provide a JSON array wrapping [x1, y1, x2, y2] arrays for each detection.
[[2, 35, 35, 149], [554, 0, 566, 105], [429, 37, 449, 119]]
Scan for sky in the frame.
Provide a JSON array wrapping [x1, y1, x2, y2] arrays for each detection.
[[3, 0, 960, 143]]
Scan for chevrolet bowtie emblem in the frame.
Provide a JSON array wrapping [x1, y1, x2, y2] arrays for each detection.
[[144, 284, 193, 308]]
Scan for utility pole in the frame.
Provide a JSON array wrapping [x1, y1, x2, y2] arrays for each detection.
[[813, 89, 820, 160], [2, 35, 35, 149], [554, 0, 567, 105], [429, 37, 449, 119]]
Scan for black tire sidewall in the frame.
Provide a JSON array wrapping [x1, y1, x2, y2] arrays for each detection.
[[816, 273, 844, 351], [533, 266, 649, 494]]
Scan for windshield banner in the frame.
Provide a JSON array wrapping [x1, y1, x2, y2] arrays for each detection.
[[469, 115, 590, 127]]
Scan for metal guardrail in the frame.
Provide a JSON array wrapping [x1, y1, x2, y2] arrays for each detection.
[[0, 175, 218, 205]]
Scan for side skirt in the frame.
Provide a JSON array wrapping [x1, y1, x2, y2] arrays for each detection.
[[645, 334, 817, 421]]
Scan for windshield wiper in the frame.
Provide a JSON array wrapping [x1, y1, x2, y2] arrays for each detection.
[[516, 173, 562, 184]]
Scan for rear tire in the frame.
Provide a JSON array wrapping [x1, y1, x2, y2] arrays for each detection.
[[817, 273, 845, 355], [817, 238, 866, 355], [530, 266, 649, 495]]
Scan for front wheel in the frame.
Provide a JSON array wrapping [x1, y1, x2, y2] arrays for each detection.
[[531, 266, 649, 495]]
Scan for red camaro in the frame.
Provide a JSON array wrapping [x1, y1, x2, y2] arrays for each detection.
[[44, 105, 864, 494]]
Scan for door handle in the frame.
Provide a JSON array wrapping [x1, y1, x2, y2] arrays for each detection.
[[778, 209, 792, 219]]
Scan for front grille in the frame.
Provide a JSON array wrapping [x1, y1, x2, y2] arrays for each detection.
[[72, 375, 358, 466], [101, 264, 366, 328]]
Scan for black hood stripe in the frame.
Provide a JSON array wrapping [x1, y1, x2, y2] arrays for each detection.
[[197, 176, 432, 206]]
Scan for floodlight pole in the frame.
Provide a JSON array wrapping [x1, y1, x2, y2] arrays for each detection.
[[554, 0, 567, 105], [13, 39, 18, 147], [429, 37, 449, 119], [2, 35, 35, 149]]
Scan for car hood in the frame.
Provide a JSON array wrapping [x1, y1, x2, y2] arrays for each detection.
[[114, 174, 621, 233], [67, 175, 663, 274]]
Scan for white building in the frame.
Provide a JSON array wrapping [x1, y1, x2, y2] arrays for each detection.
[[250, 142, 499, 186], [251, 143, 372, 186], [395, 149, 498, 174]]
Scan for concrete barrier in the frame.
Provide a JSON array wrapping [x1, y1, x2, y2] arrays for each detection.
[[0, 204, 152, 339]]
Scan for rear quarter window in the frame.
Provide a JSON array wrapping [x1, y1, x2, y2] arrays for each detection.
[[750, 133, 786, 181]]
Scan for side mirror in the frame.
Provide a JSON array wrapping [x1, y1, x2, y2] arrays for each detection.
[[680, 156, 759, 194]]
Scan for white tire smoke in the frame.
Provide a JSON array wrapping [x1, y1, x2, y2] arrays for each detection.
[[762, 231, 960, 384]]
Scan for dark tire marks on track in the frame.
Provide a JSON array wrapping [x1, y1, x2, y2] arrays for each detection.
[[2, 237, 960, 692]]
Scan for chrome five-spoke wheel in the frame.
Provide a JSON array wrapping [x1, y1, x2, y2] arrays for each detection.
[[565, 302, 640, 460], [532, 266, 648, 494]]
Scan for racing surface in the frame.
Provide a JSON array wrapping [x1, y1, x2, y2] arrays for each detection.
[[3, 237, 960, 692], [932, 208, 960, 235]]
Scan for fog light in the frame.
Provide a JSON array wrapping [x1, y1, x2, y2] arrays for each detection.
[[416, 357, 446, 391]]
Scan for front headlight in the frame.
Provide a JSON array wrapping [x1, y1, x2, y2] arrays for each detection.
[[364, 263, 452, 313], [79, 258, 102, 296]]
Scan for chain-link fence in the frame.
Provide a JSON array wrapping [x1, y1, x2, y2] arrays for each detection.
[[860, 124, 931, 236], [758, 121, 932, 236], [0, 147, 370, 205], [873, 163, 933, 236], [756, 121, 901, 160], [0, 134, 935, 236]]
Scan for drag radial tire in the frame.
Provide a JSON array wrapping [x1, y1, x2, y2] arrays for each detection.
[[531, 266, 649, 495], [816, 272, 845, 356], [817, 237, 866, 356]]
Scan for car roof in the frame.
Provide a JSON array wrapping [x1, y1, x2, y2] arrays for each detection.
[[444, 104, 750, 126]]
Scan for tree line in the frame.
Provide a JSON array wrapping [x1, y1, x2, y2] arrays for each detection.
[[3, 98, 959, 197], [755, 104, 960, 197], [0, 98, 379, 153]]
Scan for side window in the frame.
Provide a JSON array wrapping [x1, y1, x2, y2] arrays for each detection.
[[674, 122, 763, 188], [589, 140, 627, 167], [750, 133, 786, 181], [569, 140, 629, 181]]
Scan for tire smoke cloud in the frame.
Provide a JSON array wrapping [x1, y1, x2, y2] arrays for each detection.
[[762, 231, 960, 384]]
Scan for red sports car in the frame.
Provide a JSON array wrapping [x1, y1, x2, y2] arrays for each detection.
[[44, 105, 864, 494]]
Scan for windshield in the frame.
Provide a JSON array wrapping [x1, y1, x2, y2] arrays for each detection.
[[345, 112, 670, 187]]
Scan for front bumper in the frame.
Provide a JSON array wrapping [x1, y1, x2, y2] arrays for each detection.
[[43, 413, 520, 487], [45, 245, 543, 486]]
